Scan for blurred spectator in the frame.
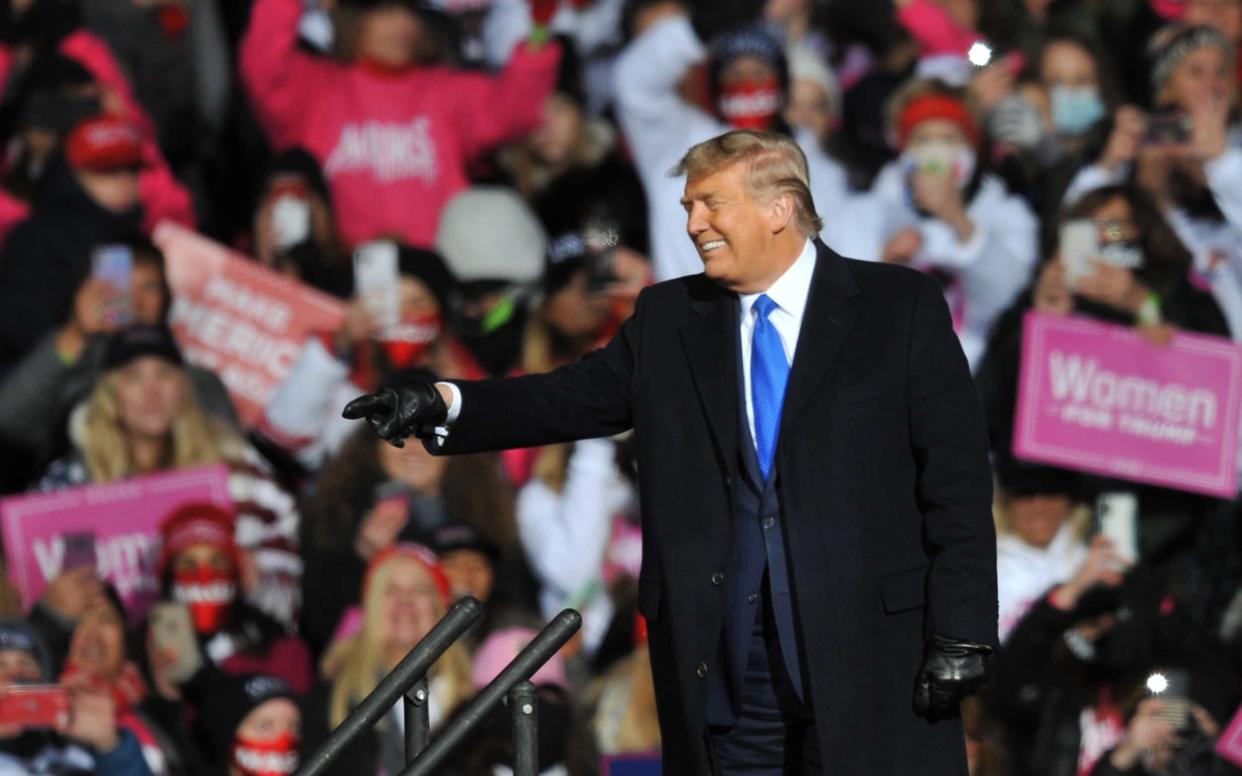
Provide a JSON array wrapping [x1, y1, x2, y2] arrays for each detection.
[[833, 80, 1039, 370], [613, 6, 850, 280], [262, 248, 456, 469], [238, 0, 560, 250], [783, 42, 842, 153], [443, 626, 593, 775], [428, 521, 500, 606], [518, 437, 638, 657], [34, 326, 302, 630], [0, 617, 154, 774], [994, 455, 1090, 643], [1064, 25, 1242, 341], [0, 116, 144, 370], [302, 545, 472, 776], [152, 504, 312, 695], [57, 589, 186, 774], [247, 148, 348, 299], [586, 617, 660, 756], [435, 186, 546, 381], [299, 420, 516, 657], [199, 673, 300, 776], [0, 234, 235, 480]]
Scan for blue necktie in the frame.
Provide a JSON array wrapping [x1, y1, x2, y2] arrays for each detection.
[[751, 294, 790, 481]]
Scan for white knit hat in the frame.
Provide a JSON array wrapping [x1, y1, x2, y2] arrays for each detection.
[[785, 44, 842, 118], [435, 186, 547, 284]]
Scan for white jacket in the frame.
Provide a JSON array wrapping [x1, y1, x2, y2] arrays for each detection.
[[261, 336, 364, 470], [516, 438, 637, 655], [832, 162, 1039, 371], [996, 522, 1088, 642], [613, 14, 851, 282], [1063, 135, 1242, 343]]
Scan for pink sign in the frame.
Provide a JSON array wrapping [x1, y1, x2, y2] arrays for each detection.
[[1216, 701, 1242, 766], [153, 222, 345, 426], [0, 466, 232, 621], [1014, 312, 1242, 497]]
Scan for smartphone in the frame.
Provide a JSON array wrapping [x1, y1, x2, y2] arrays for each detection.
[[1145, 112, 1190, 145], [62, 531, 96, 573], [1147, 668, 1192, 731], [372, 480, 411, 512], [353, 241, 401, 330], [148, 602, 202, 684], [0, 685, 70, 729], [91, 245, 134, 326], [1097, 491, 1139, 564], [1060, 220, 1099, 290]]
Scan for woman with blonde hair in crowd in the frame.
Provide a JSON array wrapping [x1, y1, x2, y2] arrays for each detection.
[[300, 544, 472, 776], [33, 325, 303, 633]]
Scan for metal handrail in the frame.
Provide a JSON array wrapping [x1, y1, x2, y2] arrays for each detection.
[[297, 597, 582, 776], [399, 608, 583, 776]]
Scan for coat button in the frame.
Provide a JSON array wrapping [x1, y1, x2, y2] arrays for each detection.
[[747, 592, 758, 604], [710, 571, 725, 586], [696, 662, 708, 678], [762, 515, 776, 530]]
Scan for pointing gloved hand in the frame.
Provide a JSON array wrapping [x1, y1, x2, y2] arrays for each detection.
[[913, 634, 992, 721], [342, 380, 448, 448]]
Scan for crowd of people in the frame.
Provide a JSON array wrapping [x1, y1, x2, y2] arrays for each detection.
[[0, 0, 1240, 773]]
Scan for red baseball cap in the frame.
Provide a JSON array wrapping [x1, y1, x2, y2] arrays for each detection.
[[158, 502, 238, 576], [65, 116, 143, 172]]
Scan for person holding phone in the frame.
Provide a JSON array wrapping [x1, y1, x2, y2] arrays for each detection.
[[1062, 24, 1242, 343], [0, 618, 154, 775], [0, 235, 236, 490], [831, 80, 1039, 372]]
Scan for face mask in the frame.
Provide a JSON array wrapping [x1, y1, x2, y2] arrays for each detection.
[[719, 81, 782, 130], [378, 312, 442, 368], [901, 142, 976, 188], [172, 566, 236, 635], [1050, 85, 1105, 136], [232, 732, 300, 776], [1098, 242, 1144, 271]]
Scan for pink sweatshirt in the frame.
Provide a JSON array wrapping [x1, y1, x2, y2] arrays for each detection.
[[0, 32, 195, 232], [895, 0, 979, 57], [240, 0, 558, 248]]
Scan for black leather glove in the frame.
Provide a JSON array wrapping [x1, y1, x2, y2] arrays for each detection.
[[913, 634, 992, 721], [341, 381, 448, 448]]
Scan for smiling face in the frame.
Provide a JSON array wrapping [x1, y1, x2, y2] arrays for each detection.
[[377, 558, 441, 659], [67, 600, 126, 681], [681, 160, 792, 293], [1162, 44, 1235, 111]]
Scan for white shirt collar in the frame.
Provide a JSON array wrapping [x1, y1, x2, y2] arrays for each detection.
[[739, 238, 818, 321]]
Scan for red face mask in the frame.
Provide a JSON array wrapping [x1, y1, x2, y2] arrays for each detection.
[[172, 566, 236, 635], [378, 312, 442, 368], [232, 732, 300, 776], [718, 81, 782, 130]]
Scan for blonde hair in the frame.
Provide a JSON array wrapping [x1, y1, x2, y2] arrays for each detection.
[[325, 554, 473, 728], [81, 369, 244, 482], [671, 130, 823, 236]]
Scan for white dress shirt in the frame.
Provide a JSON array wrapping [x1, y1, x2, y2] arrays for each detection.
[[439, 238, 819, 447], [738, 239, 817, 448]]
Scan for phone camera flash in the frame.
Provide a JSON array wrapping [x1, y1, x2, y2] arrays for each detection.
[[1146, 672, 1169, 694]]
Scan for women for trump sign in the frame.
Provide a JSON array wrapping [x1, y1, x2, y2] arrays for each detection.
[[1014, 312, 1242, 497]]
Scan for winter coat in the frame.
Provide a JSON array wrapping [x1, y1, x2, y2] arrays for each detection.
[[0, 32, 196, 233], [239, 0, 559, 249], [0, 156, 142, 370], [0, 330, 237, 467], [831, 161, 1040, 372], [997, 524, 1089, 642], [612, 13, 852, 282]]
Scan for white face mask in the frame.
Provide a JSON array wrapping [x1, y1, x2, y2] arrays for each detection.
[[901, 142, 976, 188]]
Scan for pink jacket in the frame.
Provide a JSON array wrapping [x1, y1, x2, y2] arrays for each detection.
[[896, 0, 979, 57], [240, 0, 558, 248], [0, 31, 195, 232], [0, 189, 27, 249]]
